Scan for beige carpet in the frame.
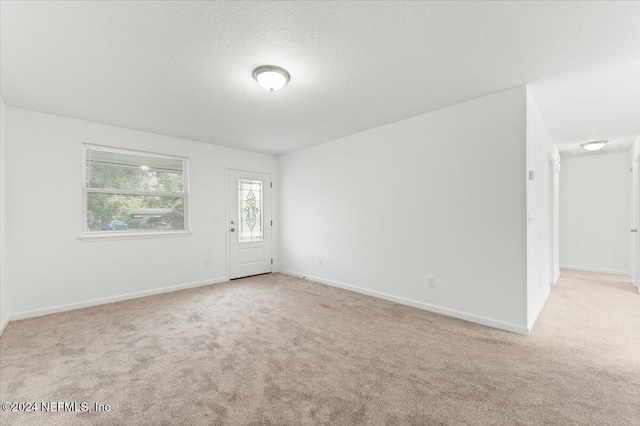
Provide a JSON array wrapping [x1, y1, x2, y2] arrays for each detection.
[[1, 270, 639, 425]]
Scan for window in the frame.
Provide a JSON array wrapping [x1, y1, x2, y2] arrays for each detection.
[[83, 145, 189, 236]]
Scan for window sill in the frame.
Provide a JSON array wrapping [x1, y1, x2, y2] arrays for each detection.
[[79, 230, 192, 242]]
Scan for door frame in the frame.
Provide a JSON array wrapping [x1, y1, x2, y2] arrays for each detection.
[[634, 155, 640, 288], [548, 155, 556, 285], [225, 166, 273, 280]]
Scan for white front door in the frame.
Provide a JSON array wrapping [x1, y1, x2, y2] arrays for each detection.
[[229, 169, 272, 279]]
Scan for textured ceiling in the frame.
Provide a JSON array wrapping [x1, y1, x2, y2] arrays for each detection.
[[2, 1, 640, 155], [529, 58, 640, 157]]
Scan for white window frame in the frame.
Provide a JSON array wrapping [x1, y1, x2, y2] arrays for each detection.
[[80, 144, 191, 241]]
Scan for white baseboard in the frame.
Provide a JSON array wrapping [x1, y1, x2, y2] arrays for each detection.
[[560, 265, 629, 276], [0, 316, 8, 337], [280, 270, 529, 335], [527, 288, 550, 334], [6, 277, 229, 324]]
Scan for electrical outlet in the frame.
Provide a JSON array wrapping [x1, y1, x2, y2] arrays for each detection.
[[205, 259, 211, 268], [318, 258, 323, 267], [427, 276, 435, 288]]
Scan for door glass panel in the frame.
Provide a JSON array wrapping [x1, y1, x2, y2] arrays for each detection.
[[238, 179, 264, 242]]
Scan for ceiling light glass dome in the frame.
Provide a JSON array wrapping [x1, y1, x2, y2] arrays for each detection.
[[253, 65, 290, 92]]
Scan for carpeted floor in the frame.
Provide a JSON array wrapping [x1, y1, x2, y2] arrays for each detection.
[[0, 270, 639, 425]]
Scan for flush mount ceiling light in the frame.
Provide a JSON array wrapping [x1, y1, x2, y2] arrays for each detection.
[[253, 65, 290, 92], [581, 140, 608, 151]]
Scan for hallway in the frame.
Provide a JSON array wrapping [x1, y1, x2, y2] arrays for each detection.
[[533, 269, 639, 364]]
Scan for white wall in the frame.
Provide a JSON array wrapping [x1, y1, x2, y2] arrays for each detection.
[[4, 107, 278, 320], [560, 152, 631, 275], [525, 89, 560, 329], [279, 87, 530, 334], [0, 97, 9, 334]]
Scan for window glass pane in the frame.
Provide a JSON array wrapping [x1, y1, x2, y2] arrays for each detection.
[[86, 148, 184, 192], [87, 193, 185, 232], [238, 179, 263, 242]]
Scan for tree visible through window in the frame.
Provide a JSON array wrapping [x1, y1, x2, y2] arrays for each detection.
[[83, 146, 188, 234]]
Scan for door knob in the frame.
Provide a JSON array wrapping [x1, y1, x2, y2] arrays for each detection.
[[631, 229, 638, 233], [230, 228, 236, 232]]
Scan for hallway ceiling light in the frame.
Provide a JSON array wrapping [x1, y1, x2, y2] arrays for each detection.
[[253, 65, 290, 92], [581, 140, 608, 151]]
